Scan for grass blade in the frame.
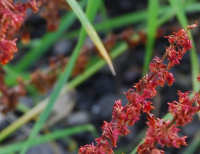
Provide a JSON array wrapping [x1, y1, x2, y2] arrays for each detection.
[[66, 0, 115, 75], [143, 0, 159, 74]]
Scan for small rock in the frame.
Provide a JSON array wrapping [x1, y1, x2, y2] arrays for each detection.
[[67, 111, 90, 125], [54, 39, 72, 55], [91, 94, 116, 120], [27, 143, 63, 154]]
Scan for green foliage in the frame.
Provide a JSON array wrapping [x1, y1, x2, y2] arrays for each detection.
[[143, 0, 159, 74]]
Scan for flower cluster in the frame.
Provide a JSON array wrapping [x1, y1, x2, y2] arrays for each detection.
[[0, 0, 38, 64], [79, 25, 200, 154]]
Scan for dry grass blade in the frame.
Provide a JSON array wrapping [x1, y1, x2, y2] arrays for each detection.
[[66, 0, 116, 75]]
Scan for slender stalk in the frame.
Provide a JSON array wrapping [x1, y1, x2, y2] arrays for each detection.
[[66, 0, 115, 75]]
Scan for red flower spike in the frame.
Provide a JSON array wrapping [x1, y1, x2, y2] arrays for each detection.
[[165, 28, 192, 69], [79, 26, 196, 154], [168, 91, 200, 126], [138, 114, 187, 153]]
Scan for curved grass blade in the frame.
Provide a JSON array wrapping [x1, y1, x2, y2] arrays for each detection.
[[66, 0, 116, 75]]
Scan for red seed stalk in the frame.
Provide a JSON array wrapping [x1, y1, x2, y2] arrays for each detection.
[[79, 25, 200, 154]]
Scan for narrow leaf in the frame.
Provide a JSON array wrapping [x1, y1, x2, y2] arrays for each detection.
[[66, 0, 116, 75], [143, 0, 159, 74]]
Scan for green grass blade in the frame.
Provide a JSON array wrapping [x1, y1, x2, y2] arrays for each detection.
[[100, 0, 108, 21], [66, 10, 147, 39], [19, 1, 101, 153], [0, 125, 94, 154], [169, 0, 200, 92], [143, 0, 159, 74], [66, 0, 115, 75]]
